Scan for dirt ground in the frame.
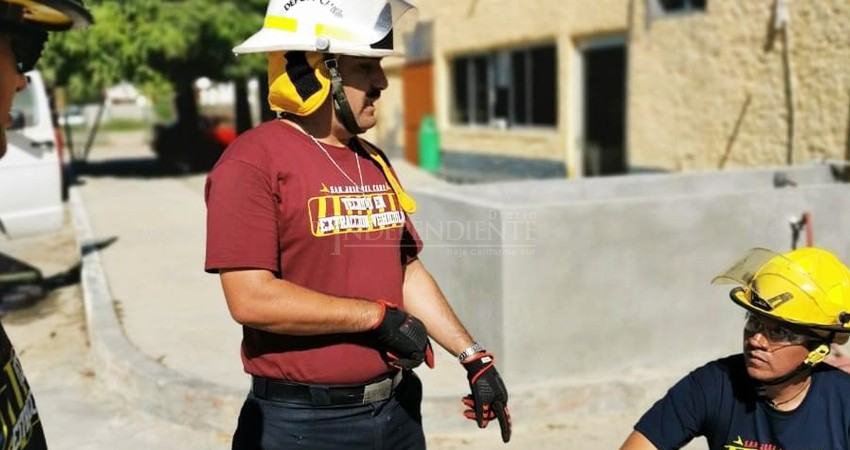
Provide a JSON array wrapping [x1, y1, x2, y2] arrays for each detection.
[[0, 211, 229, 449]]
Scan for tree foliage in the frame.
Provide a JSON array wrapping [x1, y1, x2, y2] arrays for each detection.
[[40, 0, 269, 103]]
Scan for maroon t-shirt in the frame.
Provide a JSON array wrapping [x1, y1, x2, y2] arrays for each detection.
[[205, 120, 422, 384]]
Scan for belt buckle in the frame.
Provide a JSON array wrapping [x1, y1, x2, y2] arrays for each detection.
[[361, 371, 402, 404], [362, 377, 391, 403]]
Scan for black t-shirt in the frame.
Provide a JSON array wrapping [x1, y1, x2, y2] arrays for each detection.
[[0, 323, 47, 450], [636, 354, 850, 450]]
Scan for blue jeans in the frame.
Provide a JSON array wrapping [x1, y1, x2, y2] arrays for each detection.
[[232, 372, 426, 450]]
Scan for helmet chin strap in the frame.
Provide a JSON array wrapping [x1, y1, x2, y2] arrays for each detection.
[[323, 54, 364, 136], [759, 337, 833, 386]]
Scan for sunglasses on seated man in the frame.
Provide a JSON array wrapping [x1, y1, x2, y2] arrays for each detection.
[[744, 312, 822, 345], [3, 27, 48, 74]]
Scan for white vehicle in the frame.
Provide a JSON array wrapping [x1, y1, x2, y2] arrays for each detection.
[[57, 105, 86, 127], [0, 70, 63, 238]]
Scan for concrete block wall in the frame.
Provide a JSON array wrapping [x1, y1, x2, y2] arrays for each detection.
[[410, 164, 850, 384]]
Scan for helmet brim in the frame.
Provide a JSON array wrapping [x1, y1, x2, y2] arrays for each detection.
[[729, 287, 850, 334], [6, 0, 94, 31], [233, 28, 397, 57]]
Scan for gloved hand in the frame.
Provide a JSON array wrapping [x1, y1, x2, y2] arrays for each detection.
[[461, 352, 511, 443], [371, 300, 434, 370]]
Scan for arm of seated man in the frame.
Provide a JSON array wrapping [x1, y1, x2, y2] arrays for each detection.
[[619, 360, 721, 450], [620, 431, 659, 450]]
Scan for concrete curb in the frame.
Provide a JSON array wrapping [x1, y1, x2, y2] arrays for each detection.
[[70, 188, 244, 432], [68, 186, 683, 435]]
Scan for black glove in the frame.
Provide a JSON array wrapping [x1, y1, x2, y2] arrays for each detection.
[[371, 300, 434, 370], [461, 352, 511, 443]]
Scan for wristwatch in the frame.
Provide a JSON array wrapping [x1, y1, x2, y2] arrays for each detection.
[[457, 342, 486, 363]]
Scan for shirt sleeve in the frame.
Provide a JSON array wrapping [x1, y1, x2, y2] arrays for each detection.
[[205, 158, 280, 273], [401, 214, 423, 265], [634, 367, 711, 450]]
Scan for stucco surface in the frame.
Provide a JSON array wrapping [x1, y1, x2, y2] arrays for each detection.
[[628, 0, 850, 171]]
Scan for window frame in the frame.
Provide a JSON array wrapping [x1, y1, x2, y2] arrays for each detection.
[[450, 42, 558, 130], [654, 0, 707, 16]]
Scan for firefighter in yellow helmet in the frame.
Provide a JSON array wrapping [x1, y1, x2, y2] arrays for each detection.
[[205, 1, 510, 447], [0, 1, 92, 448], [620, 247, 850, 450]]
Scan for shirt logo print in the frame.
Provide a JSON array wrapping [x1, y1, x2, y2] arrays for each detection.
[[308, 185, 405, 237]]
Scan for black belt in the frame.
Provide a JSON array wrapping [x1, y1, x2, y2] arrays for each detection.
[[251, 371, 403, 407]]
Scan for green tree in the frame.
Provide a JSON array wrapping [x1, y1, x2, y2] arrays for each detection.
[[41, 0, 268, 131]]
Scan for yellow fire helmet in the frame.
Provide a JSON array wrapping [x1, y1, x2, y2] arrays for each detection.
[[712, 247, 850, 332], [0, 0, 93, 31]]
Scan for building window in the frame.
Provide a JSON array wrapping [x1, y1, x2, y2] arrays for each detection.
[[658, 0, 706, 13], [451, 43, 557, 128]]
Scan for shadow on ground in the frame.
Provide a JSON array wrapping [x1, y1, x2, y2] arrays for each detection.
[[67, 124, 226, 180], [0, 237, 118, 314], [69, 157, 209, 181]]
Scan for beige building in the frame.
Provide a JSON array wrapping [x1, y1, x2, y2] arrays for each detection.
[[375, 0, 850, 180]]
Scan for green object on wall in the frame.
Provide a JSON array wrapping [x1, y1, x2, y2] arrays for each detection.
[[418, 115, 441, 172]]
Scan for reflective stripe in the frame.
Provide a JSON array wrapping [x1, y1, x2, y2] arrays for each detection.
[[264, 16, 298, 32], [263, 17, 360, 42], [315, 24, 359, 41]]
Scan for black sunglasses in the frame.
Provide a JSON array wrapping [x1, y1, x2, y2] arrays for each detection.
[[12, 30, 48, 74], [2, 27, 48, 74], [744, 313, 820, 345]]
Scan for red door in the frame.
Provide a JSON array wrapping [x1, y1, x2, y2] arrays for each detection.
[[402, 62, 434, 166]]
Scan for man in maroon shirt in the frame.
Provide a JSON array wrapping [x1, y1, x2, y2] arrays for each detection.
[[205, 1, 511, 448]]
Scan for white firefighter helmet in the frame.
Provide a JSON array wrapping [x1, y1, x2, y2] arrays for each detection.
[[234, 0, 415, 57]]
